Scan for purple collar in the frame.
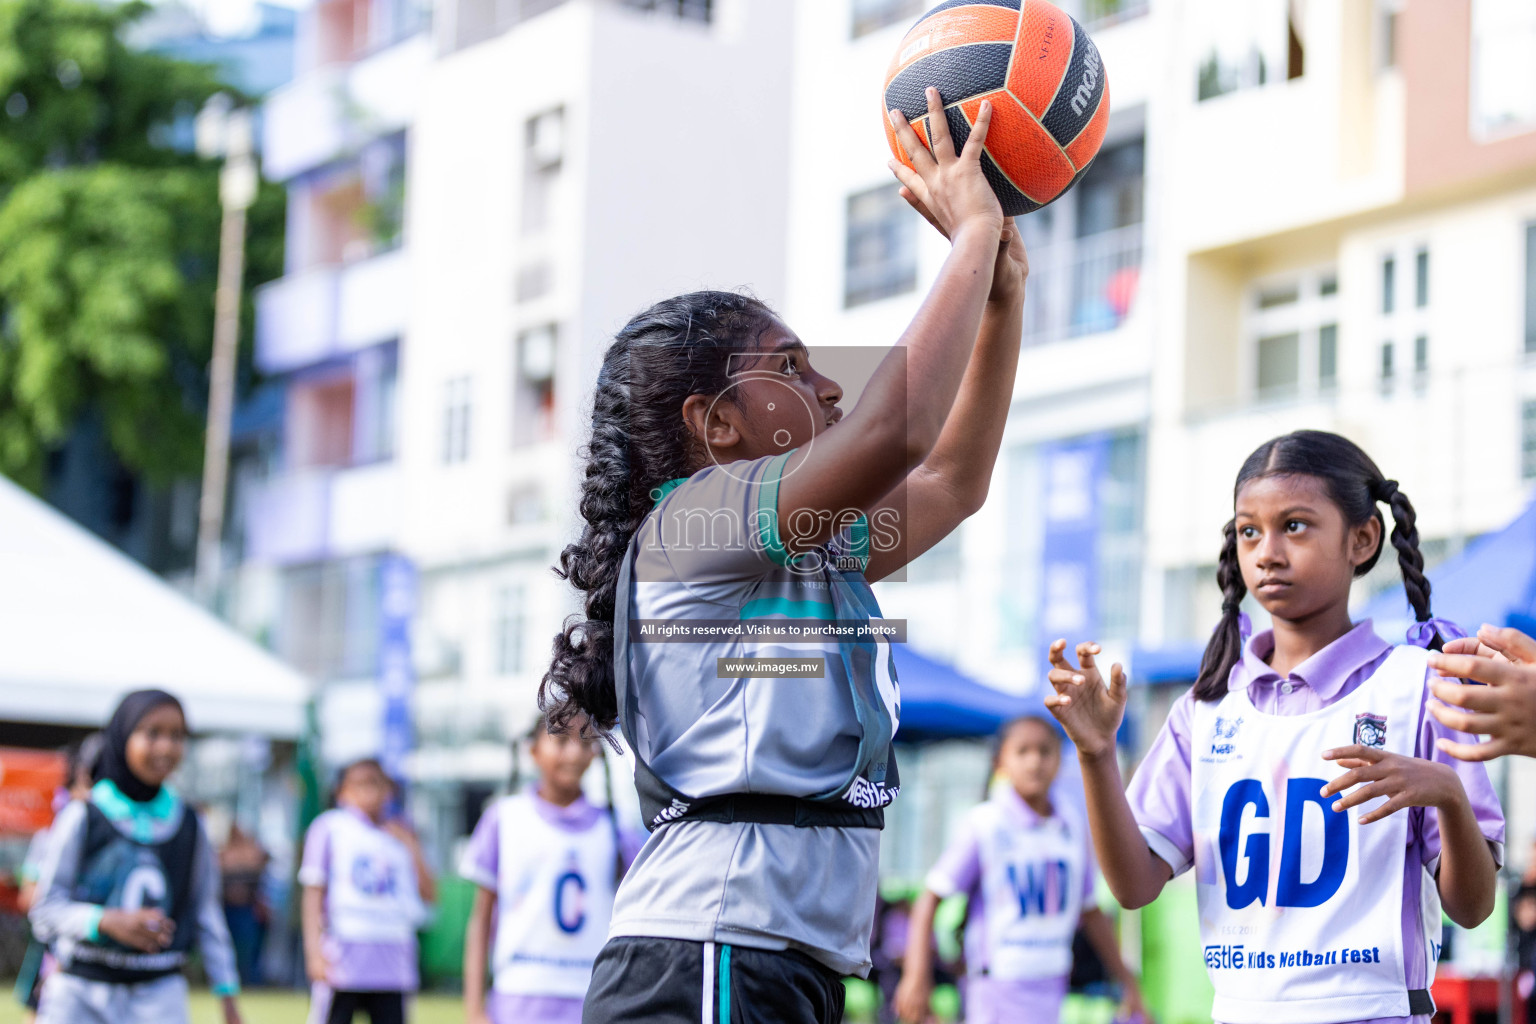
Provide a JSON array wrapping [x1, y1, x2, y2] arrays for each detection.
[[1233, 619, 1390, 701], [529, 789, 603, 832]]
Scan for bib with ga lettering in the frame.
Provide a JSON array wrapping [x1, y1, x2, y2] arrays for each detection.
[[1190, 644, 1438, 1023], [323, 809, 422, 944], [491, 794, 617, 999], [975, 799, 1085, 980]]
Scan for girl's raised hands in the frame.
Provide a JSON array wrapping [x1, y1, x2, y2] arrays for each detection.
[[1045, 639, 1127, 760], [887, 87, 1004, 242]]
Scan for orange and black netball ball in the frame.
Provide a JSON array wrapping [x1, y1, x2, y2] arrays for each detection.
[[883, 0, 1110, 215]]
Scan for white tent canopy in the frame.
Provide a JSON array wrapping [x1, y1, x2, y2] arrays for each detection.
[[0, 475, 309, 738]]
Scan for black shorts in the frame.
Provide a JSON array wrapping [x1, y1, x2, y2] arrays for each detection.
[[582, 937, 847, 1024]]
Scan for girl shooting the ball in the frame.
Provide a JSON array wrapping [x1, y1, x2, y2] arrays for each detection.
[[1045, 430, 1504, 1024], [543, 87, 1026, 1023]]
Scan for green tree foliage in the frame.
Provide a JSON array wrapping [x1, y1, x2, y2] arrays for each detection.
[[0, 0, 282, 488]]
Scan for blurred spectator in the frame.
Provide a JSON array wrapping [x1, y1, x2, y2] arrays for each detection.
[[13, 735, 102, 1024], [220, 825, 271, 986], [1513, 883, 1536, 1024]]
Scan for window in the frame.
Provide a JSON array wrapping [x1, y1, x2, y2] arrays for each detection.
[[1378, 241, 1431, 393], [513, 325, 558, 447], [1319, 323, 1338, 387], [1022, 135, 1145, 344], [1525, 222, 1536, 354], [1378, 0, 1402, 69], [850, 0, 923, 38], [494, 583, 526, 675], [1246, 268, 1339, 401], [845, 183, 917, 308], [621, 0, 711, 22], [442, 376, 472, 464], [1194, 0, 1287, 101], [1286, 0, 1305, 80], [1471, 0, 1536, 138], [522, 108, 563, 235], [1524, 400, 1536, 480], [354, 344, 398, 464], [1257, 333, 1301, 395]]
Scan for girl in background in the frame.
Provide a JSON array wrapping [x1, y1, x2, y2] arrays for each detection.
[[28, 690, 243, 1024], [300, 758, 434, 1024], [14, 735, 104, 1023], [460, 714, 637, 1024], [894, 716, 1143, 1024], [1046, 430, 1503, 1024]]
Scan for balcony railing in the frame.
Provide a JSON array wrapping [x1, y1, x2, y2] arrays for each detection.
[[256, 247, 408, 374], [262, 33, 429, 181], [245, 463, 402, 565], [1022, 223, 1143, 347]]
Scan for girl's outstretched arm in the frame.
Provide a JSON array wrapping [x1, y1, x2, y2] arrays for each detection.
[[893, 889, 941, 1024], [774, 88, 1004, 554], [1079, 906, 1147, 1021], [863, 221, 1026, 583], [1046, 640, 1173, 909], [463, 887, 496, 1024]]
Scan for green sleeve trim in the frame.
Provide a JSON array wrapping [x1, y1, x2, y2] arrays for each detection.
[[755, 451, 797, 567], [84, 906, 103, 942], [212, 982, 241, 997], [740, 597, 837, 620]]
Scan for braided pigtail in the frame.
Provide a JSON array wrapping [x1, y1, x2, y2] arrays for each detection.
[[598, 747, 626, 886], [1375, 479, 1444, 651], [1193, 520, 1247, 701]]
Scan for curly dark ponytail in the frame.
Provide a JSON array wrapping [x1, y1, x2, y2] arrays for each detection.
[[538, 291, 779, 734], [1192, 429, 1443, 702]]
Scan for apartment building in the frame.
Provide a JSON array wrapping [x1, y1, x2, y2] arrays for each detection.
[[241, 0, 793, 847]]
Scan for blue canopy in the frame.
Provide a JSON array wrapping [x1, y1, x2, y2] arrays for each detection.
[[1363, 497, 1536, 638], [892, 645, 1034, 741]]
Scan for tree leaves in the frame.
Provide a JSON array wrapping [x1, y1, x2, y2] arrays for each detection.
[[0, 0, 278, 488]]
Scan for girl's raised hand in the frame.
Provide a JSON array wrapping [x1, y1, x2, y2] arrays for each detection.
[[1045, 640, 1127, 760], [888, 87, 1004, 243], [1319, 745, 1466, 823]]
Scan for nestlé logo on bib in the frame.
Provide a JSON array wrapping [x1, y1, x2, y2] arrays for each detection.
[[1209, 716, 1243, 757], [1353, 712, 1387, 749]]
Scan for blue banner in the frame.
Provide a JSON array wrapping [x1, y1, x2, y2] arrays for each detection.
[[378, 554, 416, 785], [1037, 435, 1109, 657]]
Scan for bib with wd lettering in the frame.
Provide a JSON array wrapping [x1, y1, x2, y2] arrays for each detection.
[[1190, 645, 1438, 1024], [975, 799, 1086, 980], [491, 794, 616, 999]]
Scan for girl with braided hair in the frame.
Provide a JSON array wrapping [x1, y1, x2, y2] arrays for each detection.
[[459, 714, 639, 1024], [543, 89, 1027, 1023], [1044, 429, 1504, 1024]]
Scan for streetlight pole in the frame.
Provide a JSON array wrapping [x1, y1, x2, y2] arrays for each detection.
[[195, 102, 258, 607]]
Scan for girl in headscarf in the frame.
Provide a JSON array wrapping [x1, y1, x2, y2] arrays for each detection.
[[28, 689, 244, 1024]]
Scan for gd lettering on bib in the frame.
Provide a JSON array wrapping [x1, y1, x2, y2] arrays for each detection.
[[1190, 646, 1440, 1024]]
